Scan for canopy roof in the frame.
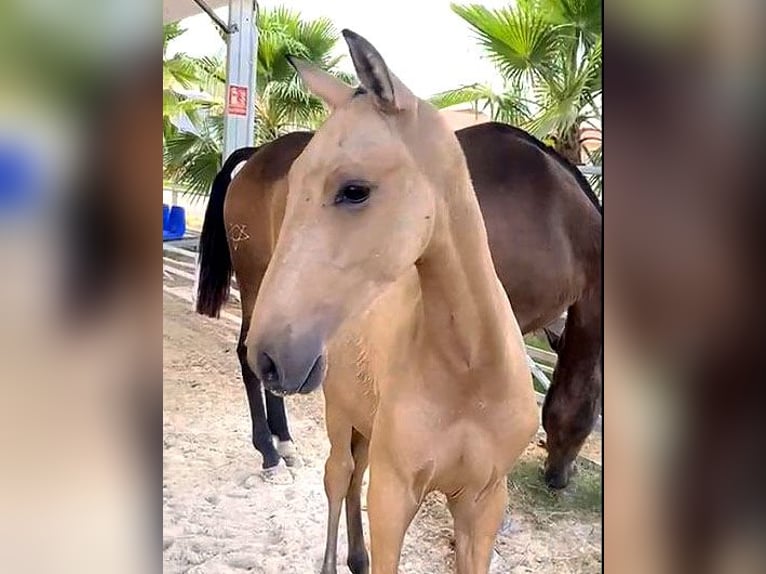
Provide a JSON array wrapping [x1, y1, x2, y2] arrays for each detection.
[[163, 0, 229, 24]]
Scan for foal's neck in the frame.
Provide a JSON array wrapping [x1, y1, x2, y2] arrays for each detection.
[[415, 146, 515, 374]]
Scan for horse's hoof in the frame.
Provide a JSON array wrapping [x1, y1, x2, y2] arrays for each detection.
[[282, 454, 303, 468], [277, 440, 303, 468], [260, 460, 293, 485]]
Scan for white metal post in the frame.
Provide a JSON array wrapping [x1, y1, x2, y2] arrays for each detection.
[[223, 0, 257, 162]]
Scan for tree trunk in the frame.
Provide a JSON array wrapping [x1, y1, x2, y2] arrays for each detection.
[[554, 125, 582, 165]]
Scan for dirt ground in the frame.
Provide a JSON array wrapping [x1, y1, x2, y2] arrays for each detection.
[[163, 291, 601, 573]]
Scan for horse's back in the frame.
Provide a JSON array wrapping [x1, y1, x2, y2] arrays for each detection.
[[221, 124, 601, 331], [224, 130, 313, 231], [457, 123, 601, 332]]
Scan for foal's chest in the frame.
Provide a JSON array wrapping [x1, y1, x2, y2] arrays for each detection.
[[372, 380, 525, 478]]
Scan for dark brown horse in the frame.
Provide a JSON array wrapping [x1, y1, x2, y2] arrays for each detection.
[[197, 121, 601, 489]]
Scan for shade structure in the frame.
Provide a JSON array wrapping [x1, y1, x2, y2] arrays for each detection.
[[163, 0, 229, 24]]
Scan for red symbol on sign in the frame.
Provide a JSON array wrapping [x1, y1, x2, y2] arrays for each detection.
[[227, 85, 248, 116]]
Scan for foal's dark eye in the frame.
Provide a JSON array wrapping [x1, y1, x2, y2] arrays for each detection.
[[335, 182, 371, 205]]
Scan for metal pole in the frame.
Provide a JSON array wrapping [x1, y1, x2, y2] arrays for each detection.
[[191, 0, 234, 35], [223, 0, 257, 163]]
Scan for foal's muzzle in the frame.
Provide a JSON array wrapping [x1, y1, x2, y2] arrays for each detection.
[[249, 327, 327, 395]]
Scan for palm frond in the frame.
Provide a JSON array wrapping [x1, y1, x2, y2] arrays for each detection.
[[163, 113, 223, 197], [162, 5, 356, 194], [449, 0, 601, 159], [332, 70, 357, 87], [580, 36, 602, 94], [428, 83, 493, 109], [492, 89, 534, 126], [163, 23, 186, 53], [163, 54, 201, 90], [297, 17, 339, 62], [541, 0, 602, 47], [451, 3, 562, 85]]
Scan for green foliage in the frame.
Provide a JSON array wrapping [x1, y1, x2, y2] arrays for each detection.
[[429, 81, 533, 126], [164, 112, 224, 200], [162, 8, 350, 197], [507, 455, 601, 521], [451, 4, 563, 84], [439, 0, 602, 165]]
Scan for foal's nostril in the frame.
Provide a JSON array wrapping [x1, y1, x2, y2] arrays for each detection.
[[257, 351, 280, 384], [250, 332, 326, 394]]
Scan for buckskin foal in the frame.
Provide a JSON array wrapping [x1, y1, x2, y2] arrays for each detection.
[[244, 31, 538, 573], [198, 121, 601, 490]]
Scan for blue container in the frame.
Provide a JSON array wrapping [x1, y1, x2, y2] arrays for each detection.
[[163, 205, 186, 241], [0, 143, 40, 216]]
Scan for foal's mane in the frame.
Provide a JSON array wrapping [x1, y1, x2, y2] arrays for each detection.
[[489, 123, 603, 216]]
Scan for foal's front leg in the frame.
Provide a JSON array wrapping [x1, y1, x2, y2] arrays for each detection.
[[449, 481, 507, 574], [321, 419, 354, 574], [345, 430, 370, 574], [367, 462, 421, 574]]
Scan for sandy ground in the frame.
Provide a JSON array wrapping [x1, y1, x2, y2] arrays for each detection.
[[163, 291, 601, 573]]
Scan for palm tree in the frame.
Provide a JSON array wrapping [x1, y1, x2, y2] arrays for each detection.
[[434, 0, 602, 164], [163, 7, 353, 197], [253, 7, 356, 141], [163, 23, 205, 142]]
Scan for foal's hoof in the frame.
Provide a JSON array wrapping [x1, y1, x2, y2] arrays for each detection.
[[347, 550, 370, 574], [260, 460, 293, 485], [277, 440, 303, 468], [488, 548, 507, 573], [319, 557, 338, 574]]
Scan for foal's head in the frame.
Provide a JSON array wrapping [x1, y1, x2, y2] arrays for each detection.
[[247, 30, 465, 395]]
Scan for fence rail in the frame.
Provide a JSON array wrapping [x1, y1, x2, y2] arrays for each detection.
[[577, 165, 602, 176]]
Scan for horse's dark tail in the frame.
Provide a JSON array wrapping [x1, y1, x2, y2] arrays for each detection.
[[195, 147, 258, 317]]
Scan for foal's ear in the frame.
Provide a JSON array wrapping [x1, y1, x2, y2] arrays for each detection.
[[286, 56, 354, 110], [341, 29, 417, 113]]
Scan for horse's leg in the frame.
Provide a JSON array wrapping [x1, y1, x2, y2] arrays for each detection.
[[236, 325, 281, 470], [448, 481, 508, 574], [367, 462, 420, 574], [542, 314, 566, 353], [542, 289, 602, 489], [345, 430, 370, 574], [236, 258, 290, 473], [264, 391, 300, 467], [321, 416, 354, 574]]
